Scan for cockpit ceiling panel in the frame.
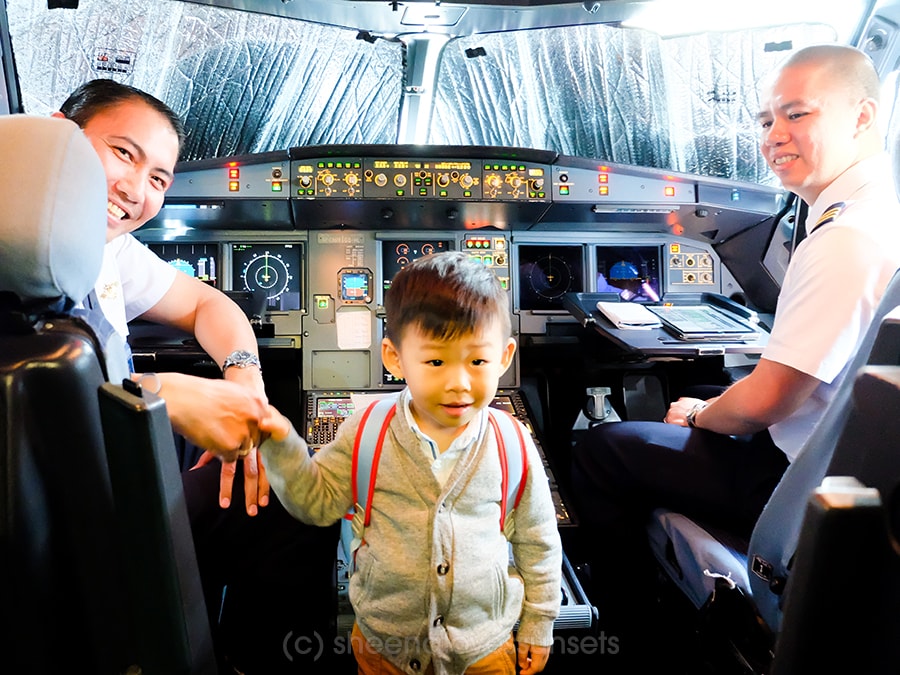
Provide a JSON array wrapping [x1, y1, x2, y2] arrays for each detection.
[[8, 0, 403, 160], [431, 22, 837, 185]]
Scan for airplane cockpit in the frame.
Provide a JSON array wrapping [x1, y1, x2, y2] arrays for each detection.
[[3, 0, 900, 673]]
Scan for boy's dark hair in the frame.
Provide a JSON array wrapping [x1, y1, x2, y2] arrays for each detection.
[[59, 78, 185, 149], [384, 251, 511, 344]]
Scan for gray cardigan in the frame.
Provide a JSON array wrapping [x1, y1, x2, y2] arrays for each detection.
[[261, 397, 562, 675]]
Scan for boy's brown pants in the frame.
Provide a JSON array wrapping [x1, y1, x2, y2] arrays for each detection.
[[351, 623, 517, 674]]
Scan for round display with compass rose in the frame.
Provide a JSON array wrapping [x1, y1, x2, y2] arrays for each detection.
[[240, 251, 292, 300], [517, 245, 584, 310]]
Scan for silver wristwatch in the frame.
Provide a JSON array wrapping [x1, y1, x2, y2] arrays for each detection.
[[222, 349, 262, 373], [686, 402, 706, 428]]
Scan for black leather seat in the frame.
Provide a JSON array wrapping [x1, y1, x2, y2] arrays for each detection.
[[0, 115, 216, 674], [771, 356, 900, 674], [647, 269, 900, 671]]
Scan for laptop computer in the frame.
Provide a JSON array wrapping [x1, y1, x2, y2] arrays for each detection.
[[646, 304, 760, 341]]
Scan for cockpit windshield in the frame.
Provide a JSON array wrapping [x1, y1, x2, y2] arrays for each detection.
[[6, 0, 874, 186]]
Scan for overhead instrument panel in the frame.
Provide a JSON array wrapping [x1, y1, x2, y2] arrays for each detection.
[[516, 245, 584, 311], [231, 243, 302, 311], [148, 242, 219, 287]]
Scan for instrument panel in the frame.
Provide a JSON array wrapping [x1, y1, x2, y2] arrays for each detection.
[[293, 156, 550, 202], [143, 235, 721, 329], [231, 242, 302, 311], [139, 146, 744, 387], [147, 242, 220, 287], [517, 244, 585, 311]]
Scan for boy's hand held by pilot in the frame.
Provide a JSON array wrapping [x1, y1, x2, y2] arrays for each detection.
[[259, 405, 293, 443], [518, 642, 550, 675]]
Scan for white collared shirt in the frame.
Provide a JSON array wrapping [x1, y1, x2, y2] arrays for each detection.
[[399, 388, 488, 486]]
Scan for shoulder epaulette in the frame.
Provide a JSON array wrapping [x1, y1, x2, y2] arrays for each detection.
[[813, 201, 845, 230]]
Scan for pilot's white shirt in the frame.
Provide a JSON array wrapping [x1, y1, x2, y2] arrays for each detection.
[[765, 152, 900, 462], [93, 233, 177, 339]]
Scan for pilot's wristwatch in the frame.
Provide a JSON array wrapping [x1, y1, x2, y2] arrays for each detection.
[[222, 349, 262, 373], [686, 402, 707, 428]]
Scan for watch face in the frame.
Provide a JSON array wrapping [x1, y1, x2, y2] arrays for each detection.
[[224, 350, 260, 370]]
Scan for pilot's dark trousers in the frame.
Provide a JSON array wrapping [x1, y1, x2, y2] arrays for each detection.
[[570, 420, 788, 655], [183, 457, 340, 674]]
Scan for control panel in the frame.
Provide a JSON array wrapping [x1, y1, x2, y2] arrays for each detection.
[[165, 151, 291, 198], [552, 163, 693, 206], [292, 156, 550, 202], [666, 241, 715, 286]]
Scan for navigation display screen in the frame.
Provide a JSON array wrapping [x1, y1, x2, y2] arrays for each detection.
[[596, 245, 661, 303], [231, 243, 302, 311], [517, 244, 584, 310]]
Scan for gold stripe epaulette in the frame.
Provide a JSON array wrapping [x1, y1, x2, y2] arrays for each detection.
[[814, 201, 845, 229]]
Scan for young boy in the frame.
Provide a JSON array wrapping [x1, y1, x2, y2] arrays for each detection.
[[259, 251, 562, 675]]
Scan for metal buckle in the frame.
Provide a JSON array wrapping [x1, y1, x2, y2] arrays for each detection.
[[750, 554, 773, 582]]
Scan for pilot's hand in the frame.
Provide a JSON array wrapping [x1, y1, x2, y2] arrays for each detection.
[[664, 396, 707, 426], [191, 448, 270, 516], [517, 642, 550, 675], [157, 372, 269, 455]]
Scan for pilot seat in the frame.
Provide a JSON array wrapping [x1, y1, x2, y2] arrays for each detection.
[[0, 115, 216, 674], [648, 269, 900, 672]]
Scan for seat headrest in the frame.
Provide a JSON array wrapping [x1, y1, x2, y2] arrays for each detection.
[[0, 115, 106, 305]]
